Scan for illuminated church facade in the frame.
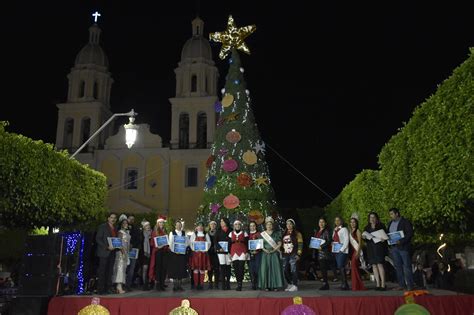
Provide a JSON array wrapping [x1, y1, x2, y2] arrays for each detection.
[[54, 17, 218, 227]]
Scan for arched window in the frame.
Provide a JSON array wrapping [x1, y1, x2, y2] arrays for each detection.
[[81, 117, 91, 152], [93, 81, 99, 99], [196, 112, 207, 149], [179, 113, 189, 149], [79, 80, 85, 98], [63, 118, 74, 149], [205, 76, 208, 94], [191, 75, 197, 92]]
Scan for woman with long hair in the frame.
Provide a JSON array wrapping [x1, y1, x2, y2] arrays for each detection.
[[215, 217, 232, 290], [112, 216, 131, 294], [168, 220, 188, 291], [314, 217, 331, 290], [363, 212, 388, 290], [333, 216, 350, 290], [207, 220, 219, 289], [349, 216, 366, 291], [258, 216, 285, 291]]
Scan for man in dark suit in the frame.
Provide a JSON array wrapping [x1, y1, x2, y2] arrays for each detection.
[[387, 208, 414, 291], [126, 215, 142, 290], [96, 212, 117, 294]]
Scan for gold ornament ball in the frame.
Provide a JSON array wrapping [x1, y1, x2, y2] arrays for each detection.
[[243, 150, 258, 165], [222, 94, 234, 107]]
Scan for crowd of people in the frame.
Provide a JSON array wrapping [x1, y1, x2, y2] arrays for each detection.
[[94, 207, 451, 295]]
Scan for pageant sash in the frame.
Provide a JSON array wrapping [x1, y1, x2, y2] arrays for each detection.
[[261, 231, 278, 250], [349, 234, 359, 252]]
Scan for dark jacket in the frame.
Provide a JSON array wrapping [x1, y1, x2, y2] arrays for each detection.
[[387, 217, 413, 251], [215, 228, 232, 254], [95, 222, 115, 258], [129, 224, 142, 249], [314, 228, 331, 260]]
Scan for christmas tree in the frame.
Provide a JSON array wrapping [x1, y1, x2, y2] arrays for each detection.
[[197, 16, 276, 226]]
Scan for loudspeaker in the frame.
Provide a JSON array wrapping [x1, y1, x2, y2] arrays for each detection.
[[9, 296, 50, 315], [18, 235, 61, 296]]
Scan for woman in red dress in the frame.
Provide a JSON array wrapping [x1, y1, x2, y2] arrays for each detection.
[[189, 222, 211, 290], [349, 217, 366, 291]]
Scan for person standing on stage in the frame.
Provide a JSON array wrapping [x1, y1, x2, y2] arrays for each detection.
[[349, 216, 366, 291], [111, 215, 131, 294], [314, 217, 331, 290], [125, 215, 141, 290], [229, 219, 249, 291], [215, 217, 232, 290], [248, 221, 262, 290], [189, 221, 211, 290], [140, 220, 152, 290], [207, 220, 220, 289], [168, 220, 188, 291], [363, 212, 388, 291], [149, 216, 169, 291], [282, 218, 303, 292], [332, 216, 350, 290], [259, 216, 285, 291], [387, 208, 414, 291], [95, 212, 117, 295]]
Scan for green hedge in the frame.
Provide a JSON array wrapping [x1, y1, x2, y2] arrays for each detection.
[[0, 122, 107, 229], [326, 48, 474, 244]]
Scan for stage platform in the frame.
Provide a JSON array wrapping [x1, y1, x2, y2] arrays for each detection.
[[48, 281, 474, 315]]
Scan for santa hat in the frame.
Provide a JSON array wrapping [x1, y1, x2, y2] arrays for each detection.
[[233, 219, 242, 225], [157, 215, 167, 223]]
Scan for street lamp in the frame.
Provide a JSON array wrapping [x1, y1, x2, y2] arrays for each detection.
[[70, 109, 139, 159]]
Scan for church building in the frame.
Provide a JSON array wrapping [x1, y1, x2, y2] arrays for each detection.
[[54, 17, 218, 228]]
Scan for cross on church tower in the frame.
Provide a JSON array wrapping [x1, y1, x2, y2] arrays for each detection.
[[92, 11, 101, 23]]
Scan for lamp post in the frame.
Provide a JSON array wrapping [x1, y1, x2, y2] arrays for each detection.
[[70, 109, 138, 159]]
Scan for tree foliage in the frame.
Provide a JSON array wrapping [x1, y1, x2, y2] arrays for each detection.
[[326, 48, 474, 242], [0, 122, 107, 229]]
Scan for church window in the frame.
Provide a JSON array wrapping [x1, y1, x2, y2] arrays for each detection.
[[81, 117, 91, 152], [79, 81, 85, 98], [125, 168, 138, 190], [196, 112, 207, 149], [185, 166, 198, 187], [179, 113, 189, 149], [93, 81, 99, 99], [205, 76, 208, 94], [191, 75, 197, 92], [63, 118, 74, 149]]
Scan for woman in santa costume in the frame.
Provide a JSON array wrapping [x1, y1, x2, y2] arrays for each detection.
[[149, 215, 169, 291], [189, 221, 211, 290], [229, 219, 249, 291]]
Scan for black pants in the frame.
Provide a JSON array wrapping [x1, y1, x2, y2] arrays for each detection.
[[97, 252, 115, 293], [220, 265, 231, 286], [233, 260, 245, 283], [319, 258, 329, 283], [155, 250, 168, 287], [208, 254, 220, 286]]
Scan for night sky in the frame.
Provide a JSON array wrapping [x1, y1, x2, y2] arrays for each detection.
[[2, 1, 473, 207]]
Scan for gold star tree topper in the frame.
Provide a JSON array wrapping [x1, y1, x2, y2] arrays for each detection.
[[209, 15, 256, 59]]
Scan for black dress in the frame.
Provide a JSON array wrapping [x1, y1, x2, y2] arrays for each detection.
[[167, 230, 188, 279], [364, 224, 388, 265]]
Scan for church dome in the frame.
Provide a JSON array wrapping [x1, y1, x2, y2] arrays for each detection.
[[180, 17, 212, 61], [75, 24, 109, 67], [75, 43, 109, 67], [181, 36, 212, 61]]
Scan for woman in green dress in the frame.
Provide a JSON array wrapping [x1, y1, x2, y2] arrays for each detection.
[[258, 216, 285, 291]]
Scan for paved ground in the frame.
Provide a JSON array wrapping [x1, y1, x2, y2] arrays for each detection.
[[67, 281, 459, 299]]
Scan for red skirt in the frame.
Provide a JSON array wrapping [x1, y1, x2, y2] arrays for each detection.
[[189, 251, 211, 270]]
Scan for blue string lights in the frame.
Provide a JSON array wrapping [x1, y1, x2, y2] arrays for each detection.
[[62, 232, 85, 294]]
